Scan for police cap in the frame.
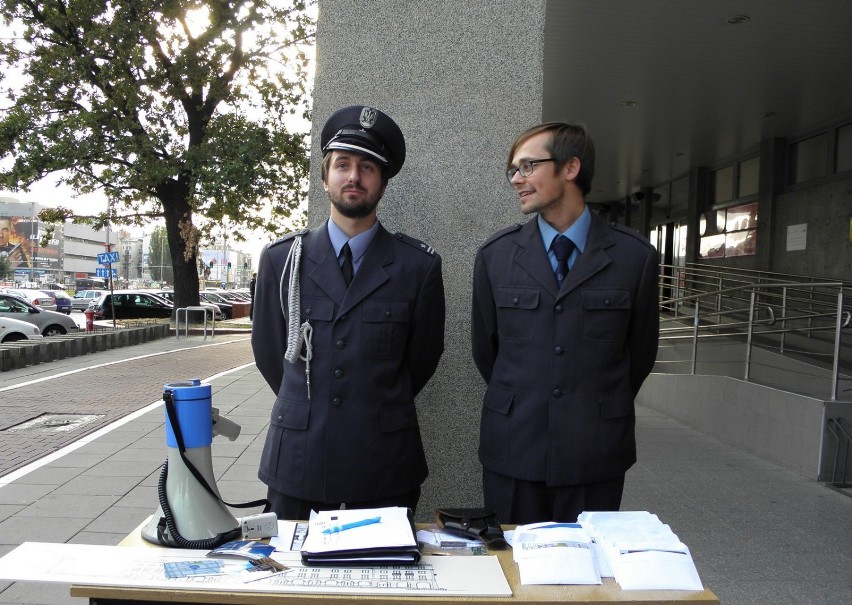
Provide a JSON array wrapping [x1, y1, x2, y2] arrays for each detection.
[[320, 106, 406, 178]]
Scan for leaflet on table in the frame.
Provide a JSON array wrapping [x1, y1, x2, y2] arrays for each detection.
[[300, 506, 420, 564], [512, 522, 601, 585], [578, 511, 703, 591], [416, 528, 489, 555]]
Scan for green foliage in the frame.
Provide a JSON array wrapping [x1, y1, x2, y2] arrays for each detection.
[[0, 0, 314, 305], [0, 252, 12, 280], [148, 225, 172, 283]]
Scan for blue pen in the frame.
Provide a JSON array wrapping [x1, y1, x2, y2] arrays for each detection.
[[322, 516, 382, 534]]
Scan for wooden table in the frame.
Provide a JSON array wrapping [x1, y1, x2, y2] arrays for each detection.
[[70, 522, 719, 605]]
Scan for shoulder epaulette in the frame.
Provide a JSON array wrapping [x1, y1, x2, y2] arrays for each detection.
[[480, 224, 523, 248], [394, 232, 436, 256], [267, 228, 310, 249]]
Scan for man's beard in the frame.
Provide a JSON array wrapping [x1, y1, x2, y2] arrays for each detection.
[[329, 187, 381, 218]]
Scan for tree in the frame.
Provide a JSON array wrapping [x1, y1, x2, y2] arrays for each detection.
[[0, 0, 314, 310], [148, 225, 173, 283], [0, 253, 11, 280]]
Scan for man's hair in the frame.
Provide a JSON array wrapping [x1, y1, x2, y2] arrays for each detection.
[[507, 122, 595, 196], [321, 151, 390, 187]]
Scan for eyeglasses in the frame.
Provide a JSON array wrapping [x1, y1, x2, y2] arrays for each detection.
[[506, 158, 555, 182]]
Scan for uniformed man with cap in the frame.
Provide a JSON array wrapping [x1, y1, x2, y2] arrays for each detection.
[[252, 106, 446, 520]]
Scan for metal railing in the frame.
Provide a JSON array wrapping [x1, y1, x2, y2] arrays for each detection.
[[657, 264, 852, 400]]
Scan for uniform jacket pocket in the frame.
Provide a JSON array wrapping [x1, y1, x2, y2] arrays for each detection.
[[582, 289, 631, 342], [362, 300, 409, 359], [495, 286, 540, 341]]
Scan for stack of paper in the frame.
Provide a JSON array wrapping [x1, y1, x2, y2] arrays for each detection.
[[578, 511, 703, 590], [300, 506, 420, 565], [512, 522, 601, 585]]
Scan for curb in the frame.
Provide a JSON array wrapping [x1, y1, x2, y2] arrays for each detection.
[[0, 324, 171, 372]]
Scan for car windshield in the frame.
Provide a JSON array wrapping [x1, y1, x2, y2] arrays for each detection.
[[0, 294, 34, 313]]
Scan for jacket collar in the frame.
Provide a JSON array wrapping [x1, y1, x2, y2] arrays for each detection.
[[305, 221, 394, 317], [514, 212, 614, 299]]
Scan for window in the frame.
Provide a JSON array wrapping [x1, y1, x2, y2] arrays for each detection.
[[836, 123, 852, 174], [789, 133, 827, 184], [710, 166, 734, 204], [698, 202, 757, 259], [738, 156, 760, 198]]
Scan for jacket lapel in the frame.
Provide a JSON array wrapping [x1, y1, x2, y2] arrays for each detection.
[[514, 219, 561, 298], [338, 225, 393, 318], [305, 225, 348, 302], [560, 212, 614, 297]]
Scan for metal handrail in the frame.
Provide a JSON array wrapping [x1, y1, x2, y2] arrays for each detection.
[[658, 265, 851, 400]]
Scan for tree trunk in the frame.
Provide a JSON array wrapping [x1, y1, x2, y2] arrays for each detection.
[[160, 185, 201, 314]]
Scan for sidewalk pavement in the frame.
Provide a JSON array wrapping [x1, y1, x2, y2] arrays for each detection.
[[0, 335, 851, 604]]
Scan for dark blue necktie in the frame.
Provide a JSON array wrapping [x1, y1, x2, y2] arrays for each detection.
[[552, 235, 575, 288], [340, 242, 353, 286]]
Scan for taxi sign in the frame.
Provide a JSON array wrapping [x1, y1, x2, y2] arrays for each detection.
[[97, 251, 120, 264]]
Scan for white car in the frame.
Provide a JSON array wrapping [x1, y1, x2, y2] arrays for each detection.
[[0, 288, 58, 312], [0, 316, 44, 343], [0, 293, 80, 337]]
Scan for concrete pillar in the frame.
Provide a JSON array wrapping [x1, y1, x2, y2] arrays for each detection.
[[311, 0, 547, 517]]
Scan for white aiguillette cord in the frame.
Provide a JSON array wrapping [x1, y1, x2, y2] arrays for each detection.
[[279, 235, 313, 399]]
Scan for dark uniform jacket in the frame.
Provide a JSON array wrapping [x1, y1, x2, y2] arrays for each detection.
[[471, 212, 659, 486], [252, 221, 445, 503]]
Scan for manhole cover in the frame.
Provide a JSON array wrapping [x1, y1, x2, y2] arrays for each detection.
[[3, 413, 106, 433]]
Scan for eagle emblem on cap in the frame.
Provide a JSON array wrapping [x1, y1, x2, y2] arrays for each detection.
[[359, 107, 378, 129]]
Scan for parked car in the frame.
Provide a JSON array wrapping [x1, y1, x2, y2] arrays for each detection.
[[40, 289, 73, 314], [50, 289, 74, 314], [71, 289, 104, 311], [153, 290, 223, 321], [0, 293, 80, 336], [199, 291, 234, 319], [90, 290, 173, 320], [0, 288, 58, 312], [0, 316, 44, 343]]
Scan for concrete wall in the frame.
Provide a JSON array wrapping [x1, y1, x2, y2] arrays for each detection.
[[771, 178, 852, 280], [309, 0, 546, 519], [638, 374, 831, 480]]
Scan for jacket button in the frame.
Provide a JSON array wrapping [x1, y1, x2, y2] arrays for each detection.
[[604, 299, 611, 306], [513, 297, 519, 304], [554, 305, 563, 313], [336, 339, 346, 349], [332, 397, 342, 407], [305, 306, 313, 315], [276, 415, 283, 422], [554, 346, 563, 355], [385, 309, 392, 317], [552, 388, 562, 397], [334, 368, 344, 378]]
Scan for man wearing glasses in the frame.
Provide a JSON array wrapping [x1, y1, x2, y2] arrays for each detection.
[[471, 122, 659, 524]]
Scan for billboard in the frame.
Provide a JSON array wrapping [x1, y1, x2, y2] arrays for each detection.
[[0, 201, 61, 279]]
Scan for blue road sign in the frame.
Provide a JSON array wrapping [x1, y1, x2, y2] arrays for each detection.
[[96, 267, 117, 278], [97, 251, 120, 264]]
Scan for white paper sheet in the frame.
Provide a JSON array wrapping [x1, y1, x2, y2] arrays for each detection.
[[0, 541, 513, 597]]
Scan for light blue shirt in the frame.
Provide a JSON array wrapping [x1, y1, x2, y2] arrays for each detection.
[[327, 218, 379, 275], [537, 206, 591, 271]]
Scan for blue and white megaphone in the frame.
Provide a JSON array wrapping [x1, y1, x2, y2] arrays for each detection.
[[141, 379, 243, 549]]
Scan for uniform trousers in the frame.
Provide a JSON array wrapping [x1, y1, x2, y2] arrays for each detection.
[[266, 486, 421, 521], [483, 468, 625, 525]]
